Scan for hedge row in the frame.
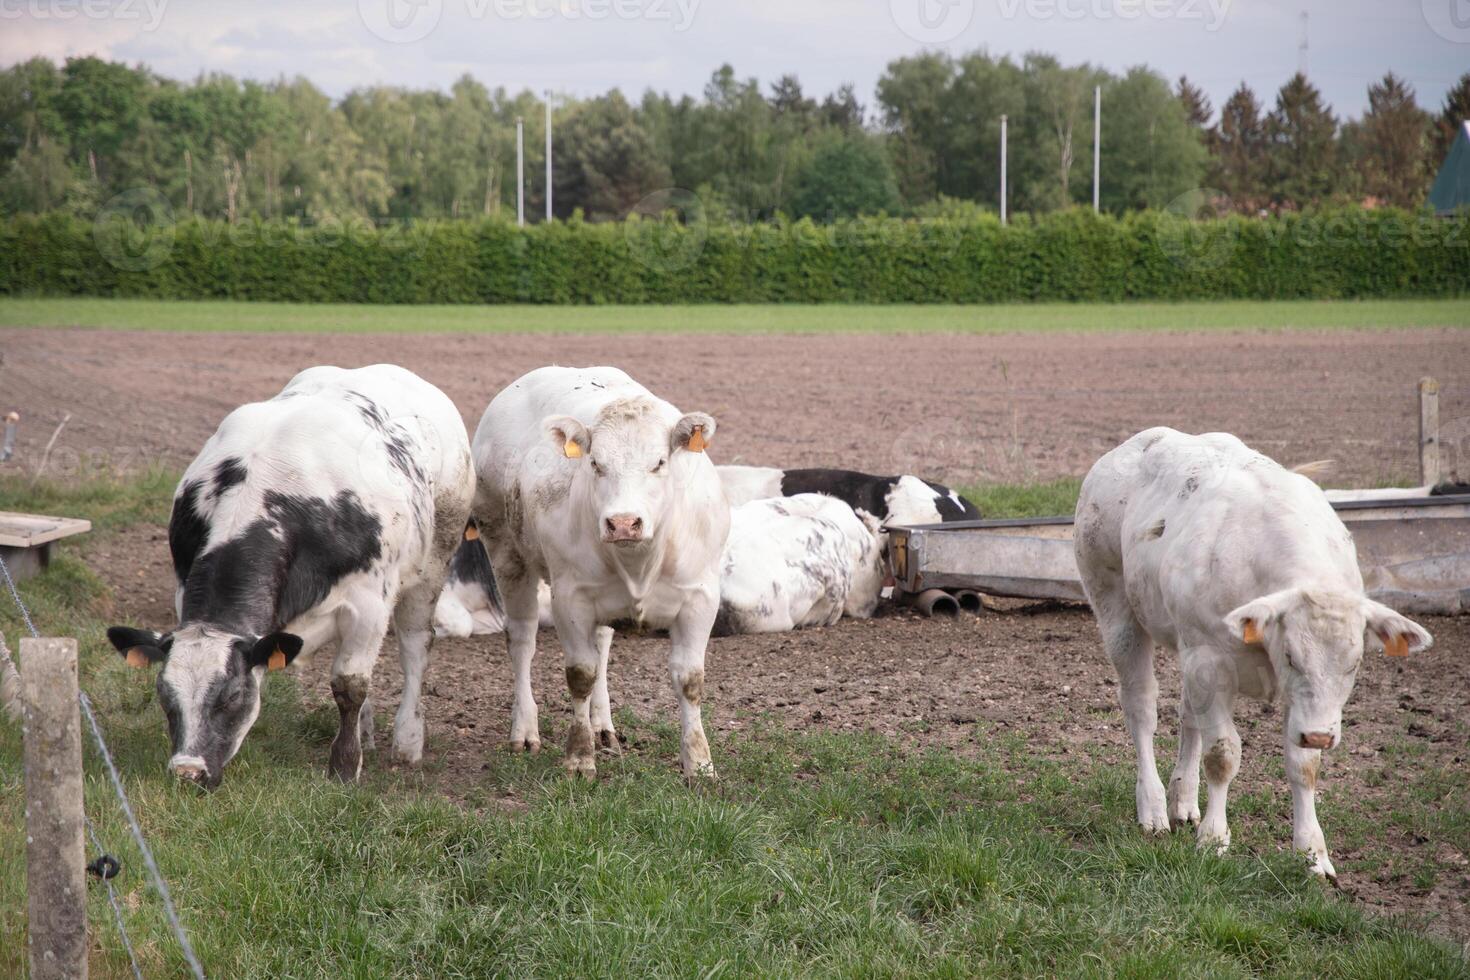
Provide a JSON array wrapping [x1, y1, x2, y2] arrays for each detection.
[[1, 207, 1465, 304]]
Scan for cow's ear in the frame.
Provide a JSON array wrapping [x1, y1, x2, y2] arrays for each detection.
[[672, 412, 716, 454], [1361, 599, 1432, 657], [1224, 590, 1295, 646], [246, 632, 305, 672], [545, 415, 590, 460], [107, 626, 169, 669]]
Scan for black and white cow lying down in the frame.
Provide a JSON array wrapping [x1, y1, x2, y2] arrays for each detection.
[[718, 465, 981, 527], [108, 365, 474, 788]]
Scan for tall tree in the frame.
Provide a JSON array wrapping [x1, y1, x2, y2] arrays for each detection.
[[1431, 72, 1470, 163], [1265, 73, 1339, 208], [1353, 73, 1431, 208], [789, 132, 899, 220], [1100, 67, 1207, 212], [554, 91, 670, 220], [1214, 83, 1267, 211], [1176, 76, 1213, 130]]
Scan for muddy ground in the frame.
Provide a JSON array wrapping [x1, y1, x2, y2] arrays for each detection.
[[92, 517, 1470, 946], [3, 326, 1468, 487]]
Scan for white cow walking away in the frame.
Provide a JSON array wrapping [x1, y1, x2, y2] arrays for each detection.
[[472, 366, 729, 780], [1075, 427, 1432, 879], [715, 494, 886, 634]]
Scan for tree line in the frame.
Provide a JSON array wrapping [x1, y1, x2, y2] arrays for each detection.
[[2, 53, 1466, 225]]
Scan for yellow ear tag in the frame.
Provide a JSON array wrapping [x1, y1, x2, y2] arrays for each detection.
[[464, 523, 479, 541], [1241, 620, 1262, 645], [563, 440, 583, 459], [125, 648, 152, 669], [267, 649, 287, 671], [687, 428, 706, 453], [1381, 633, 1409, 657]]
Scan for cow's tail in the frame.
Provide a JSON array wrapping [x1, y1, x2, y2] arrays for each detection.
[[1290, 459, 1337, 483], [440, 519, 507, 634]]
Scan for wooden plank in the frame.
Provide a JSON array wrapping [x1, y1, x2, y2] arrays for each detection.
[[1420, 377, 1441, 487], [0, 512, 91, 549]]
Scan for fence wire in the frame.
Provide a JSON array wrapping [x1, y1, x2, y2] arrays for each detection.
[[1, 550, 206, 979]]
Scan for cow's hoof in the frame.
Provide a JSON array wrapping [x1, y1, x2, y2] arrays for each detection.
[[595, 728, 623, 756], [1307, 853, 1338, 883], [683, 760, 718, 784], [1196, 826, 1230, 856], [563, 757, 597, 780], [1137, 811, 1171, 835], [507, 736, 541, 754], [1168, 806, 1200, 830]]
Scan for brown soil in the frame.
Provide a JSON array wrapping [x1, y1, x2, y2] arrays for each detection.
[[4, 326, 1469, 487], [93, 518, 1470, 946]]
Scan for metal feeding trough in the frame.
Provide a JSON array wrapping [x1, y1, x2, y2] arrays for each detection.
[[0, 511, 92, 582], [888, 494, 1470, 616]]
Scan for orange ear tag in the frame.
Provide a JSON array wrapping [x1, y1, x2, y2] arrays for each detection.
[[267, 649, 287, 671], [1241, 620, 1262, 645], [125, 648, 152, 669], [1381, 633, 1409, 657], [564, 440, 583, 459], [687, 428, 707, 453], [464, 524, 480, 541]]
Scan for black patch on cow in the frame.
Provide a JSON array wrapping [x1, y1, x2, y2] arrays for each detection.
[[778, 468, 981, 523], [345, 390, 427, 491], [178, 490, 383, 635], [211, 457, 248, 498], [1431, 481, 1470, 496], [169, 479, 210, 584], [1179, 476, 1199, 499], [446, 521, 506, 621]]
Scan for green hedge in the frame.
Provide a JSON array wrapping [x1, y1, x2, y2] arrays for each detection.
[[1, 207, 1465, 303]]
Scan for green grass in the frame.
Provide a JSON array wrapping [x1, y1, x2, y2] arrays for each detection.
[[962, 478, 1082, 519], [2, 473, 1466, 977], [2, 297, 1469, 334]]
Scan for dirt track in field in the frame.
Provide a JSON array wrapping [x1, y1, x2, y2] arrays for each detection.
[[13, 323, 1470, 944], [4, 325, 1469, 487]]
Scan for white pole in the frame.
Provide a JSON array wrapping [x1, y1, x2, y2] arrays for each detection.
[[516, 117, 525, 227], [544, 91, 553, 222], [1092, 85, 1101, 213], [1000, 114, 1008, 226]]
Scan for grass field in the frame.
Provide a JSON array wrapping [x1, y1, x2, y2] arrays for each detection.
[[1, 473, 1466, 977], [2, 297, 1469, 334]]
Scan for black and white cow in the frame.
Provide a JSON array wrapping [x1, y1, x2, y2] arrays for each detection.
[[718, 466, 981, 527], [107, 365, 474, 788]]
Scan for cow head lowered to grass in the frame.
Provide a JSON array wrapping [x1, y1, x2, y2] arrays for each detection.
[[107, 625, 303, 789]]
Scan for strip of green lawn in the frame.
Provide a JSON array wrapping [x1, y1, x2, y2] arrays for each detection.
[[1, 473, 1464, 977], [2, 297, 1468, 334]]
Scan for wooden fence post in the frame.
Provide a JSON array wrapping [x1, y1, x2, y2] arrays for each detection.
[[21, 637, 88, 980], [1419, 378, 1440, 488]]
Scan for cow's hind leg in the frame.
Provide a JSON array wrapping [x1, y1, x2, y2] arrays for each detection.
[[500, 562, 544, 753], [1097, 593, 1168, 833], [1167, 644, 1202, 828], [1184, 649, 1239, 854], [391, 579, 441, 765], [590, 626, 620, 754]]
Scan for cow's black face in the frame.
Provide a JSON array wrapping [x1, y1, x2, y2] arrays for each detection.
[[111, 624, 303, 789]]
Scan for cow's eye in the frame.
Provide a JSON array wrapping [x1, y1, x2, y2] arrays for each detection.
[[651, 458, 666, 473], [591, 460, 605, 477], [218, 686, 242, 709]]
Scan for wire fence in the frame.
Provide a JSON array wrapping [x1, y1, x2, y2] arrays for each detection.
[[0, 550, 205, 980]]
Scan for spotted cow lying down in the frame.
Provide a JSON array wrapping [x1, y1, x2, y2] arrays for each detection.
[[714, 493, 886, 635], [108, 365, 474, 788]]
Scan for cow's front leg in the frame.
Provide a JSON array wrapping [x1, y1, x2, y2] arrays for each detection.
[[329, 600, 390, 782], [590, 625, 620, 754], [1168, 710, 1202, 828], [1283, 706, 1335, 880], [501, 571, 544, 753], [551, 591, 601, 780], [1183, 651, 1239, 854], [670, 588, 718, 782]]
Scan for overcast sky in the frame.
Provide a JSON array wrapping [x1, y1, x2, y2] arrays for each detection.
[[4, 0, 1466, 122]]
